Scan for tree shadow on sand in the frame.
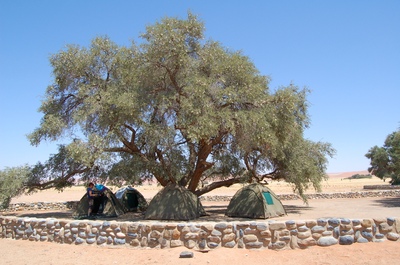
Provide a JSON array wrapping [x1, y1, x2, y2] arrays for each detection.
[[4, 211, 74, 219], [4, 202, 344, 222], [372, 196, 400, 208], [283, 204, 314, 215]]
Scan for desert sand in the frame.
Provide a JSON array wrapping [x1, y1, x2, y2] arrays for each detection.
[[1, 171, 400, 264]]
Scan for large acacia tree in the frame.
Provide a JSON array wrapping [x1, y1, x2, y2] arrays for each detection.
[[28, 13, 334, 198]]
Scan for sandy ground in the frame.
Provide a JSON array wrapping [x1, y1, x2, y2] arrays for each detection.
[[2, 171, 400, 264]]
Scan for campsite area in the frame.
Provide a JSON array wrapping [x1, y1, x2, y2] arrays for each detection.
[[1, 171, 400, 264]]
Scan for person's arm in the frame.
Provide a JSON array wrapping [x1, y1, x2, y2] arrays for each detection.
[[88, 189, 97, 197]]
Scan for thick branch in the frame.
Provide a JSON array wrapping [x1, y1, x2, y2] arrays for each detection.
[[194, 177, 243, 196], [26, 167, 89, 193]]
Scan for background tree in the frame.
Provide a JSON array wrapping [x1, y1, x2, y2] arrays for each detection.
[[0, 166, 30, 209], [365, 129, 400, 185], [28, 13, 335, 199]]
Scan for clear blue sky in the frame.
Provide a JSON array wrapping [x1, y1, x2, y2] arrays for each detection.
[[1, 0, 399, 173]]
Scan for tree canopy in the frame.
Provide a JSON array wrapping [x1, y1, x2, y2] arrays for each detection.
[[365, 129, 400, 185], [27, 13, 335, 200], [0, 166, 30, 209]]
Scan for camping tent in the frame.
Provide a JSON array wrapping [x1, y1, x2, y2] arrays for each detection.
[[226, 183, 286, 219], [73, 188, 126, 219], [114, 186, 148, 212], [144, 183, 207, 221]]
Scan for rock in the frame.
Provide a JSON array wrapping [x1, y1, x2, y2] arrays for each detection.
[[285, 220, 296, 230], [150, 230, 161, 239], [340, 229, 354, 236], [394, 218, 400, 233], [246, 242, 264, 249], [244, 228, 257, 235], [237, 238, 244, 248], [256, 223, 268, 231], [297, 238, 317, 248], [214, 223, 227, 230], [339, 235, 354, 245], [298, 225, 309, 232], [306, 220, 317, 228], [172, 229, 180, 239], [224, 241, 236, 248], [130, 239, 140, 247], [222, 233, 235, 243], [317, 236, 338, 246], [200, 224, 214, 232], [328, 219, 340, 227], [179, 251, 194, 258], [208, 235, 221, 244], [387, 232, 400, 241], [269, 222, 286, 230], [184, 239, 196, 249], [207, 242, 219, 248], [260, 230, 272, 237], [357, 237, 369, 243], [184, 232, 199, 240], [75, 237, 85, 244], [297, 231, 311, 239], [97, 236, 107, 245], [160, 238, 169, 248], [379, 223, 392, 233], [114, 238, 126, 245], [373, 218, 386, 224], [198, 239, 206, 249], [151, 223, 165, 231], [211, 229, 222, 237], [361, 231, 373, 241], [361, 219, 373, 228], [243, 234, 258, 243], [322, 231, 332, 236], [269, 241, 286, 250], [317, 219, 328, 226], [340, 218, 351, 225], [86, 238, 96, 244], [387, 217, 395, 226], [311, 226, 325, 233]]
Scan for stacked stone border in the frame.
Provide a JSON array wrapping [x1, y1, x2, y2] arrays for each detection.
[[0, 216, 399, 250], [1, 190, 399, 250], [2, 190, 400, 212]]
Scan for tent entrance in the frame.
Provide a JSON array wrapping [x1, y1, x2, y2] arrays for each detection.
[[126, 193, 139, 208], [262, 192, 274, 205]]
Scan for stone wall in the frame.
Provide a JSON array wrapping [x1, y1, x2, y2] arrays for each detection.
[[3, 190, 400, 213], [363, 185, 400, 190], [0, 216, 399, 250], [200, 190, 400, 201]]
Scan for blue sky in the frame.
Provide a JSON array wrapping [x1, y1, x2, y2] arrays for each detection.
[[0, 0, 399, 173]]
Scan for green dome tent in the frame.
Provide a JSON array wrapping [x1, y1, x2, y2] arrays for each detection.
[[226, 183, 286, 219], [144, 183, 206, 221], [115, 186, 148, 212], [73, 188, 126, 219]]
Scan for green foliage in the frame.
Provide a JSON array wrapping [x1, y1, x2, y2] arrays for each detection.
[[366, 129, 400, 185], [27, 12, 335, 199], [0, 166, 30, 209], [345, 174, 372, 180]]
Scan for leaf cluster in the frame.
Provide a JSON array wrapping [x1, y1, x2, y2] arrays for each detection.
[[0, 166, 30, 209], [366, 129, 400, 185]]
